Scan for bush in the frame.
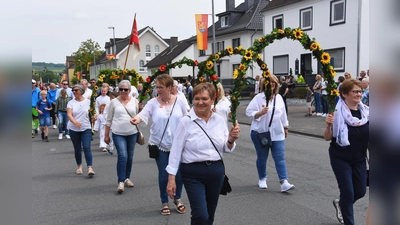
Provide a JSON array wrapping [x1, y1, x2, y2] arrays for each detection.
[[287, 86, 307, 99]]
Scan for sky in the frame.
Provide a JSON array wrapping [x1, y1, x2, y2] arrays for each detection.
[[31, 0, 242, 64]]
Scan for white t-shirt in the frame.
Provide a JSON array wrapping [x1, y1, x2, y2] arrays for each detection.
[[67, 98, 91, 131], [82, 88, 93, 99], [95, 95, 111, 115], [131, 86, 139, 98], [212, 97, 231, 126], [137, 96, 188, 151], [178, 83, 183, 92], [321, 79, 328, 95]]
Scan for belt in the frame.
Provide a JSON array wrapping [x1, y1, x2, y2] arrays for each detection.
[[190, 160, 221, 165]]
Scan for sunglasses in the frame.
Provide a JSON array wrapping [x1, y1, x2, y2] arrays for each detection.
[[63, 83, 68, 85], [120, 88, 130, 92], [72, 89, 80, 92]]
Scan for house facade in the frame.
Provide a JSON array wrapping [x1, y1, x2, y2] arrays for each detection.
[[261, 0, 369, 82], [90, 26, 169, 80], [192, 0, 269, 80]]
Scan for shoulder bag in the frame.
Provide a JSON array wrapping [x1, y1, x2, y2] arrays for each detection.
[[257, 95, 276, 148], [192, 118, 232, 195], [148, 97, 177, 158], [117, 98, 145, 145]]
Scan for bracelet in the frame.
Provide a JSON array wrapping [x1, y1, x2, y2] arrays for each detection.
[[227, 140, 234, 144]]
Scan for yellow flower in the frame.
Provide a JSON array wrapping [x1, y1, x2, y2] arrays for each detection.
[[321, 52, 331, 64], [112, 72, 116, 76], [236, 46, 242, 51], [263, 70, 271, 78], [215, 54, 220, 60], [285, 30, 291, 35], [257, 54, 262, 60], [227, 46, 233, 54], [239, 64, 246, 72], [233, 70, 239, 79], [231, 96, 236, 101], [123, 70, 128, 74], [244, 50, 253, 61], [94, 85, 99, 90], [206, 61, 214, 70], [264, 80, 269, 86], [293, 29, 303, 39], [330, 69, 336, 77], [98, 78, 103, 82], [331, 89, 339, 96], [100, 74, 105, 78], [136, 74, 140, 79], [310, 42, 320, 51], [199, 76, 205, 82], [258, 37, 263, 42], [261, 64, 266, 70], [278, 29, 284, 34]]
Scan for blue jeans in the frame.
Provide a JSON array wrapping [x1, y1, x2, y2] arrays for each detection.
[[69, 129, 93, 167], [250, 130, 288, 182], [321, 94, 329, 114], [112, 133, 138, 183], [314, 93, 321, 113], [155, 149, 183, 204], [329, 150, 367, 225], [181, 161, 224, 225], [57, 111, 69, 135], [39, 116, 51, 127]]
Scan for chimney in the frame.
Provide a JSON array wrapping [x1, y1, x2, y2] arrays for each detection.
[[245, 0, 255, 11], [170, 36, 178, 49], [226, 0, 235, 11]]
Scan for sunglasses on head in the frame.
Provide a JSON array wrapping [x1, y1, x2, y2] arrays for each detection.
[[120, 88, 130, 92]]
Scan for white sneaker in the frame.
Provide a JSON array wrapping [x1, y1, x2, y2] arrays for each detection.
[[58, 134, 63, 140], [124, 178, 134, 187], [321, 113, 327, 117], [258, 178, 267, 189], [280, 180, 295, 192], [316, 113, 322, 116], [52, 125, 57, 129], [117, 182, 124, 193], [333, 199, 344, 224], [65, 134, 71, 139], [312, 112, 316, 115]]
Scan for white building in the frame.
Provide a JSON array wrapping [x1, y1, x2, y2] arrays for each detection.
[[260, 0, 369, 83]]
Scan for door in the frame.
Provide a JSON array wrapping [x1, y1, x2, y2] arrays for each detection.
[[300, 53, 312, 75]]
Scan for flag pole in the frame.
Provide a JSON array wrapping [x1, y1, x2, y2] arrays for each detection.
[[124, 45, 130, 70]]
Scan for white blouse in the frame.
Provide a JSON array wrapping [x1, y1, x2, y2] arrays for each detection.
[[245, 93, 289, 141], [212, 97, 231, 126], [105, 97, 139, 136], [166, 108, 236, 176], [137, 96, 188, 151]]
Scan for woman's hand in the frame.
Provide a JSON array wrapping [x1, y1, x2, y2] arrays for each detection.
[[325, 114, 334, 126], [260, 105, 269, 115], [104, 135, 110, 144], [228, 122, 241, 142], [74, 121, 82, 128], [130, 116, 141, 125], [166, 175, 177, 199]]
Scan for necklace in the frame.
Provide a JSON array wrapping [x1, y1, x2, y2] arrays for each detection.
[[159, 95, 171, 108]]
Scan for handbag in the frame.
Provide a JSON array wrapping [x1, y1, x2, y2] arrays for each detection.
[[117, 98, 145, 145], [257, 96, 276, 148], [192, 118, 232, 195], [148, 98, 177, 158]]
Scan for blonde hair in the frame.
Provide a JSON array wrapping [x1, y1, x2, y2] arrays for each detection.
[[260, 74, 279, 99], [216, 83, 225, 100], [40, 90, 47, 96], [315, 74, 322, 81]]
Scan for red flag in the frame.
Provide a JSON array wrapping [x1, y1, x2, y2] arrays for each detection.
[[129, 14, 140, 60]]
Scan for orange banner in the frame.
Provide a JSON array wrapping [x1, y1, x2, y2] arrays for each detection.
[[195, 14, 208, 50]]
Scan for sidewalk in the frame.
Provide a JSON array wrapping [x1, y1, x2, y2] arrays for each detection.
[[233, 98, 327, 138]]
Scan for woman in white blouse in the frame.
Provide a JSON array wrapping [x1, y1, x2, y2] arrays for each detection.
[[131, 74, 188, 216], [105, 80, 140, 194], [166, 82, 240, 225], [245, 74, 295, 192], [211, 83, 231, 126]]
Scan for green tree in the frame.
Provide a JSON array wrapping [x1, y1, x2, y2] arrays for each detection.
[[71, 39, 104, 78]]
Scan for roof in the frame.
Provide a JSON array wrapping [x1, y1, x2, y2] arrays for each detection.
[[145, 39, 192, 67], [261, 0, 304, 12]]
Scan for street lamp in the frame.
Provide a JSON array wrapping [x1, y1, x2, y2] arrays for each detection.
[[108, 26, 116, 69]]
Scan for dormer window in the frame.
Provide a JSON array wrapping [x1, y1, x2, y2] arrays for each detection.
[[221, 16, 229, 27]]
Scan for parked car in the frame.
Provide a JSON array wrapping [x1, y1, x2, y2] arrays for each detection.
[[220, 77, 256, 97]]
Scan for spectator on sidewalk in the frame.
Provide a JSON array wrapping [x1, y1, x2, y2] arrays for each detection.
[[312, 74, 323, 116], [279, 76, 289, 115], [255, 75, 260, 95], [305, 84, 313, 116], [321, 75, 329, 117]]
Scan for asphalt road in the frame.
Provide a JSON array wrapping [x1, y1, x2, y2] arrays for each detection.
[[32, 123, 368, 225]]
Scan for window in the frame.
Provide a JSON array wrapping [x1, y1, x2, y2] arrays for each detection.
[[216, 41, 224, 52], [232, 38, 240, 48], [330, 0, 346, 25], [273, 15, 283, 29], [199, 50, 206, 56], [300, 7, 313, 30], [154, 45, 160, 56], [146, 45, 151, 57], [139, 60, 145, 72], [325, 47, 345, 71], [221, 16, 229, 27], [273, 55, 289, 75]]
